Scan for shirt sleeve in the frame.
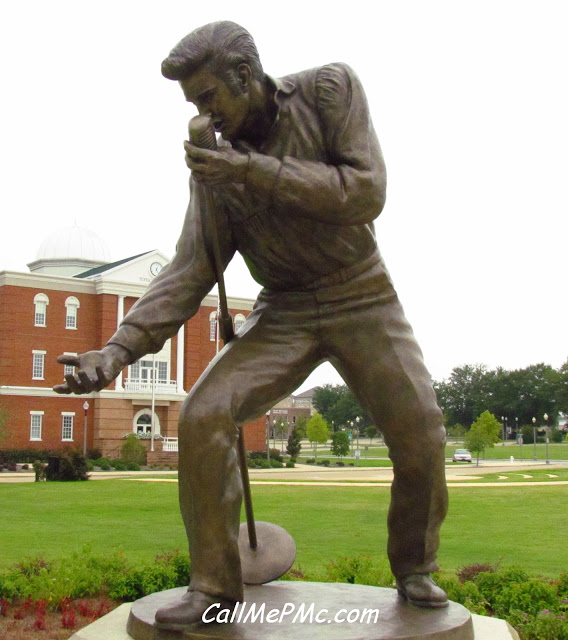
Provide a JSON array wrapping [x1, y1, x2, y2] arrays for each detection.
[[245, 63, 387, 226], [107, 179, 235, 362]]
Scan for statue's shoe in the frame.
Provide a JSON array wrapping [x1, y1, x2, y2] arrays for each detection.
[[396, 574, 449, 608], [155, 590, 236, 630]]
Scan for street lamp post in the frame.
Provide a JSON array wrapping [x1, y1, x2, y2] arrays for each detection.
[[501, 416, 505, 445], [532, 417, 537, 461], [265, 412, 270, 461], [356, 416, 360, 452], [82, 401, 89, 457], [515, 416, 518, 439], [544, 413, 549, 464]]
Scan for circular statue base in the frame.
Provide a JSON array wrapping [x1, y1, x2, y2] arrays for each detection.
[[127, 582, 474, 640]]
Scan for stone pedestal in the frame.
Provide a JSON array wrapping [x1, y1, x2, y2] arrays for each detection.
[[127, 583, 474, 640]]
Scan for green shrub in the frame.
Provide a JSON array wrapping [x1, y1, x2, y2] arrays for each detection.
[[121, 435, 147, 465], [112, 459, 127, 471], [474, 566, 529, 603], [247, 459, 258, 468], [557, 573, 568, 599], [256, 459, 271, 469], [326, 556, 393, 587], [434, 575, 488, 615], [269, 459, 283, 468], [509, 610, 568, 640], [306, 458, 315, 464], [249, 450, 283, 463], [45, 451, 88, 481], [94, 458, 112, 468], [493, 579, 559, 618], [126, 462, 140, 471], [0, 548, 190, 608], [285, 461, 295, 468], [87, 448, 102, 460]]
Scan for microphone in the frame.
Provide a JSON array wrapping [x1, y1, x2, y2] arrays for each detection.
[[188, 115, 218, 151]]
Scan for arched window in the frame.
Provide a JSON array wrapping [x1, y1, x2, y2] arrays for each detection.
[[133, 408, 161, 436], [65, 296, 80, 329], [34, 293, 49, 326], [209, 311, 217, 341], [234, 313, 246, 332]]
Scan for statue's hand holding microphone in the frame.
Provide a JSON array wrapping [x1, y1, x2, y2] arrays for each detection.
[[185, 115, 249, 185]]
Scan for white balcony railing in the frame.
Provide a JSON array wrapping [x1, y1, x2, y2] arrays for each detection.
[[124, 379, 178, 393], [162, 437, 179, 452]]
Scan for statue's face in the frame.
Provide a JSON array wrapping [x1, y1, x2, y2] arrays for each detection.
[[180, 66, 249, 142]]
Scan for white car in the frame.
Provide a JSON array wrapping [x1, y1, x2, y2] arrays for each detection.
[[452, 449, 472, 462]]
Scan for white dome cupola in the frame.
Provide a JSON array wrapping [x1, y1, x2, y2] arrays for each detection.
[[28, 224, 111, 276]]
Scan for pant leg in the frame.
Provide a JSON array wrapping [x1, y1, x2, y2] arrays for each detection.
[[177, 296, 323, 601], [317, 263, 448, 579]]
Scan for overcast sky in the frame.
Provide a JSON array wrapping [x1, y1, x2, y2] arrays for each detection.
[[1, 1, 566, 392]]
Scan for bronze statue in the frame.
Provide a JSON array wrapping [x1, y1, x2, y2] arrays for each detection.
[[54, 21, 449, 630]]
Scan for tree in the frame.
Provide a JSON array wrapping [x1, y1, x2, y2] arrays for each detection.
[[365, 424, 378, 443], [313, 384, 370, 430], [294, 416, 308, 439], [330, 430, 350, 458], [434, 362, 565, 429], [306, 413, 330, 460], [286, 427, 302, 460], [465, 411, 502, 466]]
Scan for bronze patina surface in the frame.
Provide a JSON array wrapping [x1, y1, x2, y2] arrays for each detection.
[[127, 584, 473, 640], [55, 20, 449, 628]]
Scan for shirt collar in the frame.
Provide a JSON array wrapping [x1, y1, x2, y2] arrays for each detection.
[[267, 74, 295, 117]]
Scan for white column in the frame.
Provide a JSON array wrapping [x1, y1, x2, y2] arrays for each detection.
[[177, 324, 185, 393], [115, 295, 125, 391]]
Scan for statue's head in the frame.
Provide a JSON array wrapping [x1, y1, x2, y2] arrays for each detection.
[[161, 21, 263, 95]]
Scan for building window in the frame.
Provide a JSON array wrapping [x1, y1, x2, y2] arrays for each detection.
[[34, 293, 49, 326], [65, 296, 80, 329], [61, 413, 75, 441], [136, 413, 152, 434], [32, 351, 46, 380], [234, 313, 246, 332], [30, 412, 44, 441], [209, 311, 217, 341]]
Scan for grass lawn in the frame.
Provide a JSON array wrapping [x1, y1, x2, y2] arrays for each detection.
[[301, 442, 568, 461], [1, 480, 566, 578]]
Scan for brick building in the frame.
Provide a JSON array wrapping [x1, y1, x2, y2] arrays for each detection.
[[0, 225, 266, 460]]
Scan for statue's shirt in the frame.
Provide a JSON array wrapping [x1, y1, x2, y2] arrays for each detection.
[[110, 63, 387, 359]]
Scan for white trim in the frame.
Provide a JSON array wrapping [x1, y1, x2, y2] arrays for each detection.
[[32, 349, 47, 354], [0, 271, 256, 309], [30, 410, 45, 415], [61, 411, 76, 416], [0, 271, 96, 294], [0, 385, 184, 400]]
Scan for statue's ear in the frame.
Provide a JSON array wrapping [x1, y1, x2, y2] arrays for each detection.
[[236, 63, 251, 91]]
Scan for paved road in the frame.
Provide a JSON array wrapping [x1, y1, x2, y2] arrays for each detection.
[[2, 460, 566, 485]]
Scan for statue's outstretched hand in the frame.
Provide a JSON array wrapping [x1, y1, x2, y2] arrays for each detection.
[[53, 344, 130, 395]]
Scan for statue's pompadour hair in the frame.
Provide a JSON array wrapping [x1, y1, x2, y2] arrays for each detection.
[[161, 21, 263, 93]]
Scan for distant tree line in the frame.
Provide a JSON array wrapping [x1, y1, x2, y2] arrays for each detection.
[[433, 361, 568, 430], [312, 359, 568, 436]]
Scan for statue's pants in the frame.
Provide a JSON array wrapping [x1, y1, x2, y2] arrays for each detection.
[[177, 256, 448, 602]]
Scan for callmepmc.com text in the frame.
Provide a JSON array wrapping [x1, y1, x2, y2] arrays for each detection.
[[202, 601, 380, 625]]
